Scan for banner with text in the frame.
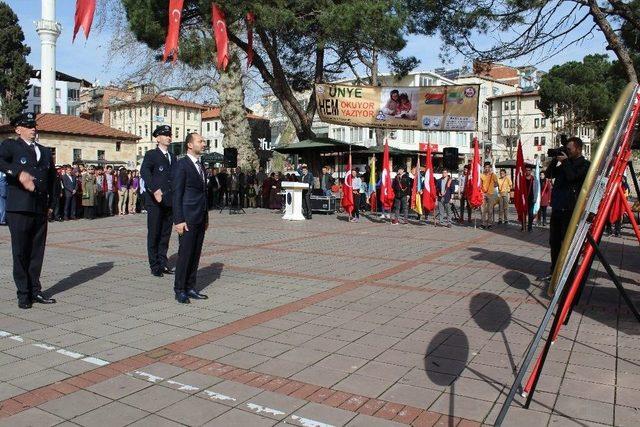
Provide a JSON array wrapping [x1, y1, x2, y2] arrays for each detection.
[[315, 83, 480, 132]]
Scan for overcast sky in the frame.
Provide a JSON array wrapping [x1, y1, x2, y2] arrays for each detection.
[[8, 0, 612, 92]]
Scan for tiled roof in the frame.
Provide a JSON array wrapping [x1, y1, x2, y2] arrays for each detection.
[[0, 114, 140, 141], [112, 94, 208, 110], [202, 108, 268, 121]]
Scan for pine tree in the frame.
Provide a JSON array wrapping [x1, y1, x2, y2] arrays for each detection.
[[0, 1, 33, 123]]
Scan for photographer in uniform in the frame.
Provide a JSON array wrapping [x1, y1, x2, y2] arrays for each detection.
[[540, 136, 590, 281]]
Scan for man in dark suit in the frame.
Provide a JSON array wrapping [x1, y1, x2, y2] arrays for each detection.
[[299, 164, 314, 219], [140, 125, 176, 277], [173, 133, 209, 304], [207, 167, 220, 209], [0, 113, 58, 309], [436, 168, 455, 227], [62, 165, 77, 220]]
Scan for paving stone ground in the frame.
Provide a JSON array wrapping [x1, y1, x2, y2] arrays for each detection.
[[0, 209, 638, 426]]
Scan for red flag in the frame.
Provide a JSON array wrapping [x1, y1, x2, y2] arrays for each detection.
[[609, 182, 625, 224], [246, 12, 256, 67], [513, 140, 527, 221], [163, 0, 184, 62], [381, 142, 395, 210], [72, 0, 96, 42], [342, 153, 354, 215], [468, 137, 483, 209], [212, 4, 229, 70], [422, 144, 437, 212]]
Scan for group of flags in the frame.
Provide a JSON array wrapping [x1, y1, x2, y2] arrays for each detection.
[[73, 0, 255, 71], [342, 136, 542, 226]]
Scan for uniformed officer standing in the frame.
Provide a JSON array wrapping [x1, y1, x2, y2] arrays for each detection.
[[173, 133, 209, 304], [140, 125, 176, 277], [0, 113, 58, 309]]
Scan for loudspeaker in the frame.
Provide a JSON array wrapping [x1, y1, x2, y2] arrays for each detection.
[[223, 148, 238, 168], [443, 147, 459, 170]]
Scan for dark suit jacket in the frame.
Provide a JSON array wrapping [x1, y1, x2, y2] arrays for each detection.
[[140, 147, 176, 207], [436, 177, 455, 203], [62, 174, 77, 196], [173, 157, 208, 226], [0, 138, 56, 214]]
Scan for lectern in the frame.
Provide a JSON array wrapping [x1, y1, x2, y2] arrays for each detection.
[[281, 181, 309, 221]]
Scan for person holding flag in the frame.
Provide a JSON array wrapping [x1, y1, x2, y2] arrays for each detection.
[[467, 138, 484, 221], [341, 152, 355, 221], [411, 156, 423, 219], [350, 169, 363, 222], [513, 140, 528, 231], [421, 143, 437, 222], [379, 142, 395, 220], [524, 166, 536, 232], [367, 156, 377, 213]]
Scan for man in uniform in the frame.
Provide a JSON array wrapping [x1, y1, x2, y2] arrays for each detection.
[[173, 133, 209, 304], [140, 125, 176, 277], [0, 113, 57, 308]]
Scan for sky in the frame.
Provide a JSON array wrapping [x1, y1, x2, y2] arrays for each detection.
[[7, 0, 613, 91]]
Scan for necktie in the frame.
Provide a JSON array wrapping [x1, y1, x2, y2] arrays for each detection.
[[28, 143, 36, 160], [165, 152, 170, 164], [196, 160, 205, 183]]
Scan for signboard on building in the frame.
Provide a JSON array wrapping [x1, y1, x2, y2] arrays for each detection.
[[315, 83, 480, 131]]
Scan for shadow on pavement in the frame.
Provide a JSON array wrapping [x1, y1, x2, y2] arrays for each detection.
[[43, 261, 114, 298], [195, 262, 224, 292]]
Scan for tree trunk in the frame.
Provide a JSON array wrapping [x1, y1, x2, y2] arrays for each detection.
[[588, 0, 638, 83], [218, 45, 259, 170]]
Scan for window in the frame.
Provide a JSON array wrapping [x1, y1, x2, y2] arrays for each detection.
[[369, 129, 375, 140], [138, 126, 142, 135], [138, 147, 142, 156], [534, 118, 540, 128], [175, 127, 180, 138], [34, 86, 41, 97], [67, 89, 80, 101], [504, 101, 509, 111], [55, 106, 60, 114], [541, 136, 546, 146], [155, 106, 160, 116], [55, 89, 61, 98], [510, 100, 515, 110], [73, 149, 82, 162], [187, 110, 191, 120], [535, 100, 540, 109], [116, 142, 121, 152], [140, 108, 143, 116], [541, 118, 546, 128], [510, 118, 516, 128], [187, 128, 191, 135], [206, 122, 210, 132], [129, 110, 132, 118], [34, 104, 41, 114], [215, 122, 219, 132], [534, 137, 539, 146], [206, 140, 211, 149], [163, 107, 168, 117], [214, 139, 219, 149], [97, 150, 105, 160], [503, 119, 509, 128], [144, 125, 148, 136]]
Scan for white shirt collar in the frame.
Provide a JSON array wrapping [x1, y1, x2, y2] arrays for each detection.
[[158, 145, 169, 155], [186, 153, 200, 164]]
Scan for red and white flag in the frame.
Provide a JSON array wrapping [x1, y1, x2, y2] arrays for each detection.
[[422, 143, 437, 212], [163, 0, 184, 62], [72, 0, 96, 42], [246, 12, 256, 68], [513, 140, 527, 222], [381, 141, 395, 210], [341, 153, 354, 215], [468, 137, 483, 209], [212, 4, 229, 70]]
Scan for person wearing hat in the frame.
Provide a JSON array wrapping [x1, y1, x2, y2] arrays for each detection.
[[140, 125, 176, 277], [0, 113, 57, 308]]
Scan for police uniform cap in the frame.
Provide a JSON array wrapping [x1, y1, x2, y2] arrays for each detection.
[[153, 125, 172, 137], [11, 113, 37, 128]]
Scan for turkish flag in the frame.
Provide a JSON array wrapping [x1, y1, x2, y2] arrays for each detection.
[[381, 142, 395, 210], [72, 0, 96, 42], [468, 137, 483, 209], [212, 4, 229, 70], [163, 0, 184, 62], [513, 140, 527, 221], [421, 143, 437, 212], [246, 12, 255, 67], [341, 153, 354, 215]]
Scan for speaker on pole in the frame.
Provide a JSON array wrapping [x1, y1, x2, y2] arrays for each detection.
[[443, 147, 459, 170], [223, 147, 238, 168]]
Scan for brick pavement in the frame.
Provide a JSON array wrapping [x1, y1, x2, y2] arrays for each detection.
[[0, 210, 639, 426]]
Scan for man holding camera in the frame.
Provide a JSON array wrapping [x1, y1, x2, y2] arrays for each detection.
[[540, 137, 590, 281]]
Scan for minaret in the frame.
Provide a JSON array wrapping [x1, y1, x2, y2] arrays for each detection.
[[35, 0, 61, 114]]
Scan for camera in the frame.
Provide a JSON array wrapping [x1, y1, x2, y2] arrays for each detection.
[[547, 146, 567, 157]]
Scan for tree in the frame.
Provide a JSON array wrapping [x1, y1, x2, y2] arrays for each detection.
[[538, 55, 626, 135], [0, 1, 33, 122], [412, 0, 640, 83], [120, 0, 419, 142]]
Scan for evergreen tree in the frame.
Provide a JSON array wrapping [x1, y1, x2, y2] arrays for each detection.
[[0, 1, 33, 122]]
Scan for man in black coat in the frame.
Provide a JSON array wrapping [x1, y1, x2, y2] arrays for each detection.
[[173, 133, 209, 304], [140, 125, 176, 277], [0, 113, 58, 309]]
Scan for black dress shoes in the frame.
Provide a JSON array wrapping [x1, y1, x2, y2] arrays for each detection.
[[18, 301, 32, 309], [175, 292, 190, 304], [152, 269, 164, 277], [186, 289, 208, 300], [162, 267, 175, 275], [33, 294, 56, 304]]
